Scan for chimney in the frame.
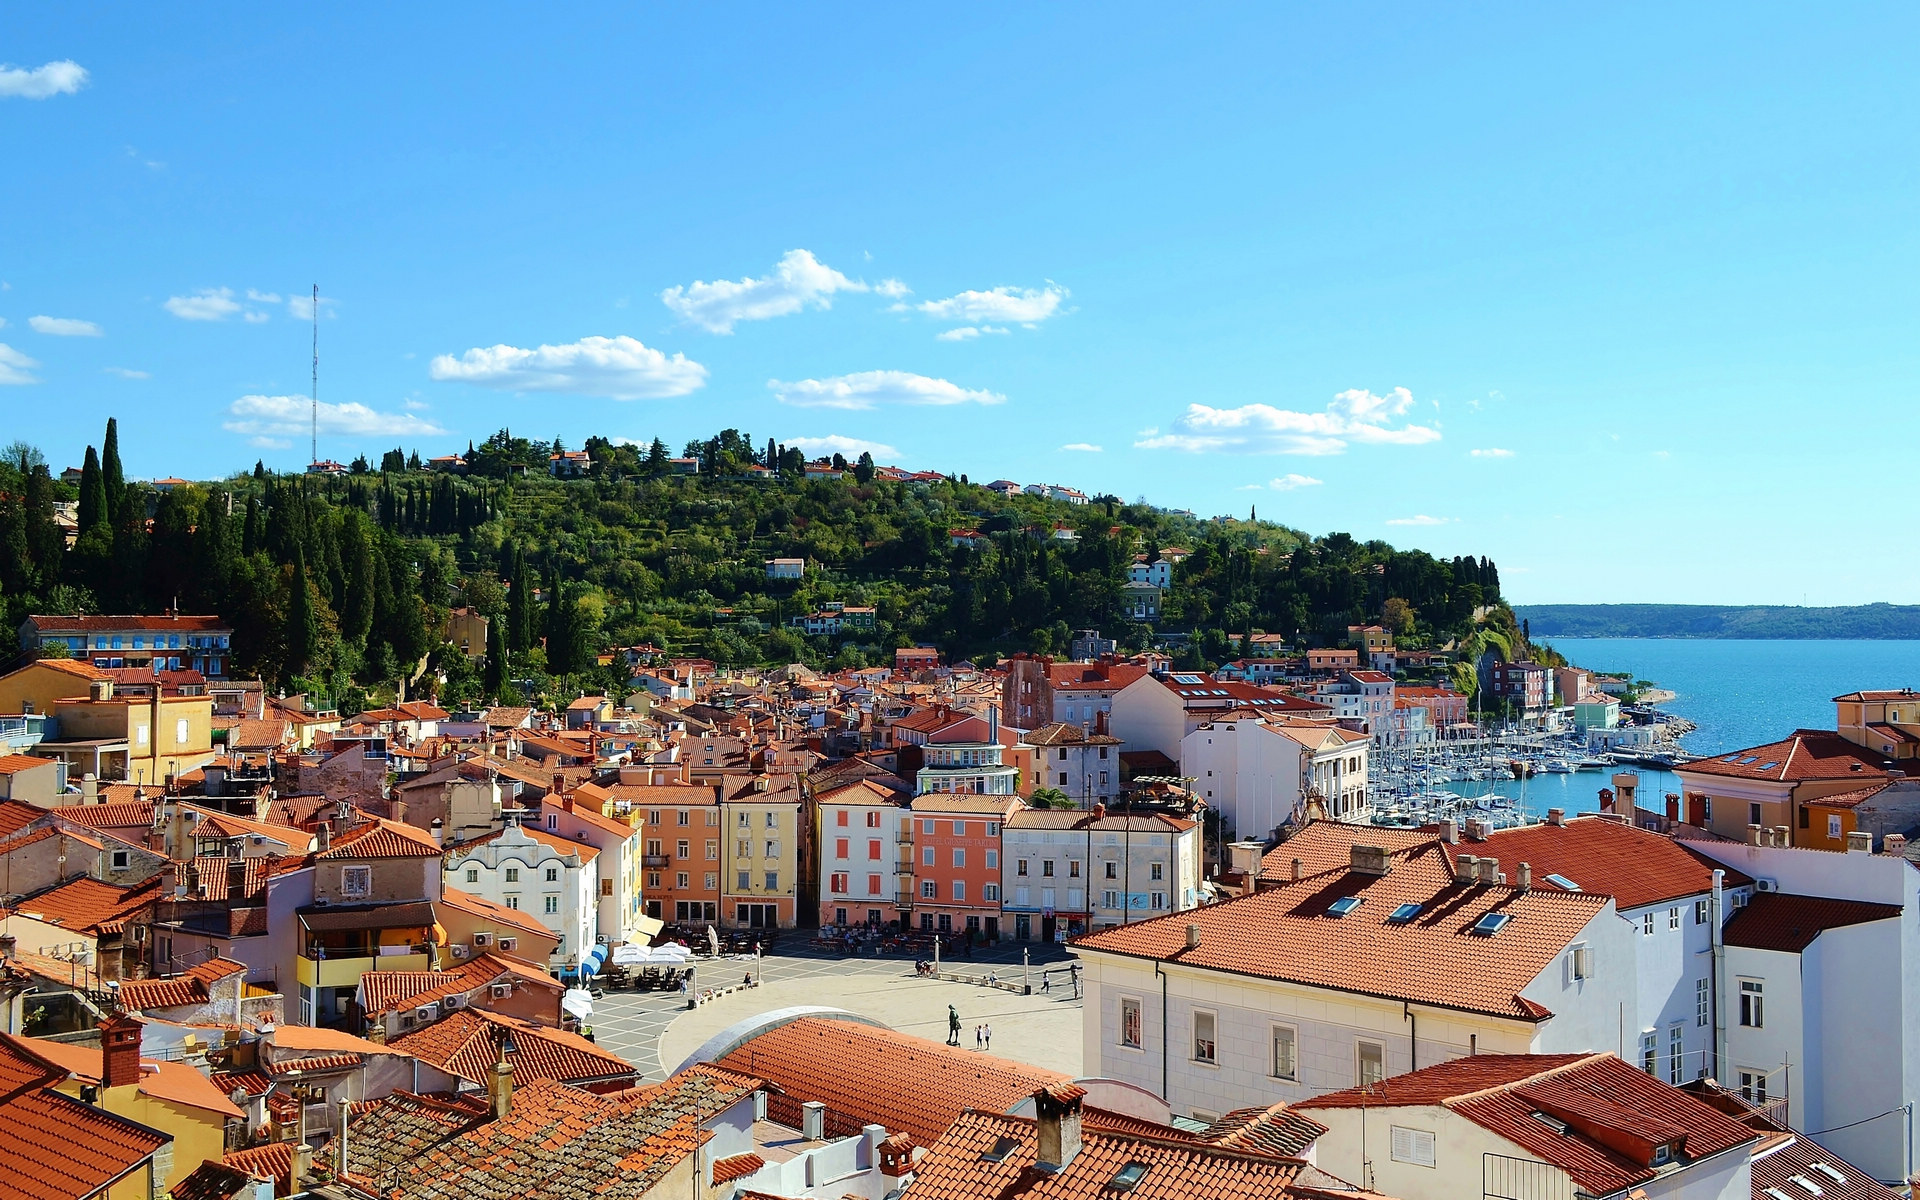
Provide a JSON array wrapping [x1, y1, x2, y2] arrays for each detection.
[[1349, 844, 1391, 876], [1546, 808, 1565, 827], [0, 933, 14, 960], [488, 1045, 514, 1120], [1290, 857, 1302, 883], [1455, 853, 1478, 884], [366, 1020, 388, 1045], [82, 773, 98, 804], [1886, 833, 1909, 857], [1439, 819, 1458, 844], [753, 1089, 768, 1121], [1665, 795, 1680, 823], [1476, 856, 1500, 885], [1033, 1084, 1085, 1173], [292, 1144, 313, 1190], [1846, 830, 1873, 854], [801, 1100, 826, 1142], [336, 1098, 351, 1177], [316, 822, 331, 854], [1184, 923, 1201, 950], [101, 1014, 142, 1090], [1772, 826, 1790, 847], [430, 818, 444, 847], [1598, 788, 1615, 814], [1686, 793, 1707, 827], [1516, 862, 1532, 891], [89, 679, 112, 702]]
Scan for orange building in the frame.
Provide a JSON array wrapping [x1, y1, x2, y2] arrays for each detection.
[[593, 782, 722, 925], [907, 793, 1020, 939]]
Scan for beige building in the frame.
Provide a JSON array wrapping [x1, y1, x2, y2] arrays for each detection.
[[41, 681, 214, 784]]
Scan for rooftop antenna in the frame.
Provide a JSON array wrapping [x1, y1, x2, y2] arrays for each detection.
[[310, 283, 319, 466]]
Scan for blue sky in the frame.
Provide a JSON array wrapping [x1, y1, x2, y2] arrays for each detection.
[[2, 5, 1916, 605]]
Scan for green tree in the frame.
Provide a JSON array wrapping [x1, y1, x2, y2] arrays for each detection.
[[101, 418, 125, 522], [483, 617, 509, 698], [77, 445, 106, 536], [285, 548, 319, 682]]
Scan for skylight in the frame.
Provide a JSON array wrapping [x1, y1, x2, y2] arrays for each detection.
[[1388, 902, 1422, 923], [1470, 912, 1514, 936], [1722, 754, 1742, 763], [1757, 761, 1779, 771], [1531, 1111, 1568, 1135], [1737, 756, 1759, 765], [1809, 1163, 1846, 1183], [1171, 674, 1204, 685], [1327, 896, 1364, 917], [1544, 873, 1581, 892], [1788, 1176, 1824, 1196], [981, 1136, 1022, 1164], [1107, 1163, 1151, 1192]]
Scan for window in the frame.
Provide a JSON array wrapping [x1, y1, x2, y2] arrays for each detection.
[[678, 811, 690, 825], [505, 895, 520, 909], [987, 822, 999, 836], [1151, 892, 1166, 910], [340, 866, 371, 897], [1041, 859, 1055, 877], [111, 849, 130, 870], [1389, 1126, 1437, 1168], [766, 812, 778, 828], [601, 879, 613, 897], [1740, 979, 1764, 1028], [1669, 906, 1680, 930], [952, 820, 966, 836], [1192, 1011, 1216, 1063], [1641, 1032, 1657, 1074], [867, 839, 881, 860], [764, 871, 778, 890], [1070, 860, 1081, 878], [1749, 802, 1763, 828], [544, 895, 559, 914], [737, 871, 751, 890], [1120, 997, 1143, 1048], [923, 820, 935, 834], [830, 873, 849, 894], [1103, 890, 1119, 909], [1697, 978, 1710, 1026], [983, 883, 1000, 901], [1570, 943, 1592, 980], [706, 840, 718, 860], [765, 840, 780, 859], [1829, 814, 1843, 839], [1105, 862, 1118, 879], [1669, 1025, 1685, 1084], [677, 840, 690, 858], [1150, 862, 1164, 881], [676, 872, 690, 888], [1018, 859, 1029, 876], [953, 848, 966, 867], [1271, 1025, 1297, 1080], [704, 872, 716, 889], [176, 717, 190, 744], [921, 879, 937, 899], [836, 810, 849, 827], [1739, 1069, 1768, 1105], [737, 839, 751, 857], [985, 850, 998, 869], [545, 867, 558, 882], [923, 846, 935, 866], [865, 811, 881, 828], [738, 812, 750, 828], [1357, 1041, 1385, 1087], [836, 838, 849, 859], [465, 867, 479, 883], [1642, 911, 1655, 936], [952, 880, 966, 901], [1695, 898, 1709, 925]]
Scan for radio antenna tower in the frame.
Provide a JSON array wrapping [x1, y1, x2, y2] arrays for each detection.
[[310, 284, 320, 466]]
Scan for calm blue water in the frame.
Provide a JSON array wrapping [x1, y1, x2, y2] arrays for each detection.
[[1440, 639, 1920, 818]]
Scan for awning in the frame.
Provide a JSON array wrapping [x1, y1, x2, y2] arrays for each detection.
[[635, 914, 664, 939], [561, 989, 593, 1020], [578, 944, 610, 978]]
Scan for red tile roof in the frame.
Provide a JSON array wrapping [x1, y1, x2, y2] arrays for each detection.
[[907, 1109, 1329, 1200], [1722, 892, 1903, 953], [1803, 783, 1890, 810], [218, 1142, 295, 1190], [1751, 1133, 1904, 1200], [1477, 816, 1753, 909], [1196, 1104, 1328, 1158], [1678, 730, 1901, 783], [387, 1007, 635, 1088], [26, 614, 229, 632], [440, 886, 556, 940], [117, 956, 247, 1011], [4, 876, 162, 936], [1085, 826, 1609, 1021], [1300, 1053, 1757, 1197], [318, 817, 442, 859], [0, 1035, 170, 1200], [713, 1016, 1071, 1144], [60, 798, 157, 833], [0, 755, 57, 777], [710, 1152, 765, 1184]]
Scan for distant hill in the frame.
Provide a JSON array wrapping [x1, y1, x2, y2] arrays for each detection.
[[1514, 603, 1920, 640]]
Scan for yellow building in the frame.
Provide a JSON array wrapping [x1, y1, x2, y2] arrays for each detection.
[[1834, 688, 1920, 760], [42, 683, 214, 784], [0, 655, 109, 716], [29, 1016, 244, 1195], [720, 774, 803, 930]]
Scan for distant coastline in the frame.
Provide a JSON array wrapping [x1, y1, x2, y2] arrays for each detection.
[[1514, 602, 1920, 640]]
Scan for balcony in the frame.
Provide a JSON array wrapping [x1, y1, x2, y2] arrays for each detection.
[[642, 854, 671, 869], [894, 890, 915, 910], [895, 831, 914, 844]]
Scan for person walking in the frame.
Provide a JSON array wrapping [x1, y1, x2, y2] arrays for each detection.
[[984, 1023, 992, 1051], [974, 1025, 983, 1050], [948, 1004, 961, 1046]]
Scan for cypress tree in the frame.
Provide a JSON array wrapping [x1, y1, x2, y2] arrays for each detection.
[[285, 548, 318, 682], [23, 466, 62, 589], [78, 446, 106, 536], [483, 616, 508, 698], [543, 562, 567, 671], [101, 418, 125, 522], [339, 512, 376, 645]]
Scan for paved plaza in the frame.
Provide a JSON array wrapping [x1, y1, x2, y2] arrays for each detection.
[[586, 939, 1086, 1082]]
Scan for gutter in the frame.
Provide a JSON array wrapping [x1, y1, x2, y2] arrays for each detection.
[[1711, 869, 1726, 1078]]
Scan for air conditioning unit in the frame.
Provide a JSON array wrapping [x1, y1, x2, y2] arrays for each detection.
[[472, 932, 493, 947], [1755, 879, 1780, 893], [498, 937, 518, 952], [490, 983, 513, 999], [448, 944, 469, 960], [415, 1003, 438, 1021], [442, 993, 467, 1009]]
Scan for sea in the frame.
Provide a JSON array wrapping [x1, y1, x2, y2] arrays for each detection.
[[1441, 638, 1920, 818]]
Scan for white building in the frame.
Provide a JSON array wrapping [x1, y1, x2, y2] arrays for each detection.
[[815, 778, 911, 928], [1297, 1052, 1759, 1200], [538, 792, 647, 946], [1108, 671, 1332, 765], [915, 739, 1019, 796], [1180, 715, 1370, 838], [1000, 808, 1093, 943], [1071, 822, 1637, 1124], [1085, 810, 1200, 928], [764, 558, 806, 580], [1682, 833, 1920, 1184], [443, 819, 597, 971], [1127, 559, 1173, 589], [1311, 670, 1396, 743], [1017, 721, 1123, 807]]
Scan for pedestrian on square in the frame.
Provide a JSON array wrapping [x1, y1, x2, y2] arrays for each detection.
[[948, 1004, 961, 1046], [984, 1023, 992, 1050]]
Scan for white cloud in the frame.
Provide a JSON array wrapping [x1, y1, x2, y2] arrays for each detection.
[[661, 249, 867, 333], [935, 325, 1009, 342], [246, 289, 282, 304], [875, 278, 912, 299], [223, 395, 448, 441], [0, 344, 39, 385], [1386, 514, 1452, 526], [29, 315, 102, 337], [1264, 473, 1324, 491], [0, 60, 87, 100], [163, 288, 243, 321], [249, 436, 290, 450], [1469, 447, 1514, 459], [1134, 387, 1440, 455], [917, 284, 1067, 327], [768, 370, 1005, 411], [288, 293, 337, 320], [403, 397, 430, 411], [1059, 443, 1103, 453], [429, 334, 707, 400], [785, 435, 900, 460], [243, 310, 270, 324], [103, 367, 149, 380]]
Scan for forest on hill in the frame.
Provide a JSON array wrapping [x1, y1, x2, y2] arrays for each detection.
[[0, 422, 1508, 712], [1514, 603, 1920, 640]]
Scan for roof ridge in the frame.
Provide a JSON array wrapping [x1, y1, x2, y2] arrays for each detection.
[[1440, 1053, 1613, 1107]]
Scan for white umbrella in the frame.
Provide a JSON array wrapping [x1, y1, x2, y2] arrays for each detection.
[[561, 989, 594, 1020]]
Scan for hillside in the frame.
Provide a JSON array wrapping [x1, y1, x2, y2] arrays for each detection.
[[1, 423, 1508, 710], [1514, 602, 1920, 640]]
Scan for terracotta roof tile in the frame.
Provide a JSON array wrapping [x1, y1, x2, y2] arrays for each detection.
[[387, 1007, 634, 1088], [711, 1152, 765, 1183], [1476, 816, 1753, 910], [318, 816, 442, 859], [1196, 1104, 1328, 1158], [0, 1035, 170, 1200], [219, 1141, 293, 1189], [1751, 1133, 1904, 1200], [1087, 824, 1608, 1021], [60, 798, 157, 833], [1723, 891, 1903, 953], [117, 956, 246, 1011], [4, 876, 161, 936], [1678, 730, 1904, 783]]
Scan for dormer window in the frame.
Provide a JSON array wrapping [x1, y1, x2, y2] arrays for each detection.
[[1651, 1143, 1675, 1167]]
